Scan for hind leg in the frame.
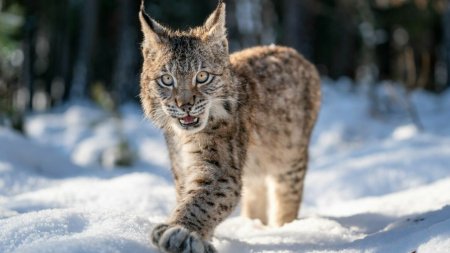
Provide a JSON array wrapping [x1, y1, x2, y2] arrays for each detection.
[[241, 175, 268, 224], [267, 152, 308, 227]]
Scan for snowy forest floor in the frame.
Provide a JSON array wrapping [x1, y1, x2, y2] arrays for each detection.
[[1, 79, 450, 253]]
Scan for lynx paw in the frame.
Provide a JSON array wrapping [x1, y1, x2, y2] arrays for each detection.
[[151, 224, 217, 253]]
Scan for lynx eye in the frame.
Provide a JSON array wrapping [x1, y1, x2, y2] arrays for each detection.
[[160, 74, 174, 86], [196, 71, 210, 84]]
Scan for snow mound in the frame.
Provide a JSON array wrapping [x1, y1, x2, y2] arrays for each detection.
[[0, 128, 81, 178]]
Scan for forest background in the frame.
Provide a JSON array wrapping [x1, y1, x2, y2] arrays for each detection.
[[0, 0, 449, 132]]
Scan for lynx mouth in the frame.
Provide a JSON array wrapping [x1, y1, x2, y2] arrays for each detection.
[[179, 115, 200, 128]]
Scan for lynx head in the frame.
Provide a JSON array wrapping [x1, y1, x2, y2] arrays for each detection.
[[139, 1, 233, 134]]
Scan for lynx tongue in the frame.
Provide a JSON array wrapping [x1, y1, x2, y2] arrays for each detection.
[[180, 115, 197, 125]]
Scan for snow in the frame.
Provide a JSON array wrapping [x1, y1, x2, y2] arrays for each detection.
[[1, 81, 450, 253]]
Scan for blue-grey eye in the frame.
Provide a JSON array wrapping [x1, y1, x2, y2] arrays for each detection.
[[196, 71, 209, 84], [160, 74, 174, 86]]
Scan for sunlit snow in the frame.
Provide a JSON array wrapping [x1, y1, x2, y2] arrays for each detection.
[[1, 81, 450, 253]]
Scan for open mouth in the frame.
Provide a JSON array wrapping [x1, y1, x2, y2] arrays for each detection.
[[179, 115, 200, 128]]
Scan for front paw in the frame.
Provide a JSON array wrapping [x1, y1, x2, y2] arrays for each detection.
[[151, 224, 216, 253]]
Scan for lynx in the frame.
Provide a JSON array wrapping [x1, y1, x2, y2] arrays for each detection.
[[139, 1, 320, 252]]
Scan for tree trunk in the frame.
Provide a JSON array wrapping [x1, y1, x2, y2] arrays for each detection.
[[282, 0, 313, 60], [112, 0, 140, 105], [23, 0, 37, 110], [56, 0, 72, 104], [233, 0, 276, 48], [70, 0, 98, 99], [444, 2, 450, 89]]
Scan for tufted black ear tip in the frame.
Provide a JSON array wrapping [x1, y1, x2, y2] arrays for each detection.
[[217, 0, 225, 9], [139, 0, 150, 24], [140, 0, 145, 13]]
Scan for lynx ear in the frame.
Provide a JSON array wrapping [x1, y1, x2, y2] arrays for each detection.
[[139, 1, 168, 47], [203, 1, 227, 42]]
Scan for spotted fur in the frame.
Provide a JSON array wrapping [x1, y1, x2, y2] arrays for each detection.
[[139, 2, 320, 252]]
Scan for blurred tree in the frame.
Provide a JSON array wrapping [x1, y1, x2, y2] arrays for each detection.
[[373, 0, 443, 91], [231, 0, 277, 49], [0, 0, 25, 131], [70, 0, 98, 99], [112, 0, 140, 105], [281, 0, 314, 60], [444, 2, 450, 88], [312, 0, 359, 78], [49, 0, 72, 105], [23, 0, 36, 110]]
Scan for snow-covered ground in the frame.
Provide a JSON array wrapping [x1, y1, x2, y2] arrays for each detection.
[[1, 80, 450, 253]]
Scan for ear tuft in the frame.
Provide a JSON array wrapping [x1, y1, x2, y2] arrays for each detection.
[[203, 1, 227, 41], [139, 0, 168, 47]]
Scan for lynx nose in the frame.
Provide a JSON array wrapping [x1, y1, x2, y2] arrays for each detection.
[[175, 94, 196, 113], [179, 104, 193, 112]]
